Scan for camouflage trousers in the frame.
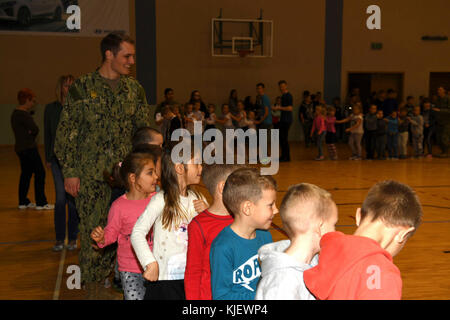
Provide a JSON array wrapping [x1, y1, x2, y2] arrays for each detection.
[[75, 179, 116, 283]]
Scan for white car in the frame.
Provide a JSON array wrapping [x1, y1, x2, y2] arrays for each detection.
[[0, 0, 63, 26]]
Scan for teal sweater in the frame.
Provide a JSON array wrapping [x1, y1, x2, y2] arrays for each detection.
[[210, 226, 272, 300]]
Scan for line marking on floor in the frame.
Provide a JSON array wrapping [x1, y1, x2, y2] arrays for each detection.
[[53, 246, 67, 300]]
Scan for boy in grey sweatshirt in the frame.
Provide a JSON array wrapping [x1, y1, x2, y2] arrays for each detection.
[[409, 106, 424, 158], [255, 183, 338, 300]]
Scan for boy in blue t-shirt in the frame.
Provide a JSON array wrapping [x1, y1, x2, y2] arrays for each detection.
[[386, 110, 399, 160], [210, 168, 278, 300]]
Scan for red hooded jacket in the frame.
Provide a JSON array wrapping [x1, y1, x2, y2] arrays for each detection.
[[303, 231, 402, 300]]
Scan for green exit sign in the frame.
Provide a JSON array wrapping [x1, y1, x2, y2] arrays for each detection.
[[371, 42, 383, 50]]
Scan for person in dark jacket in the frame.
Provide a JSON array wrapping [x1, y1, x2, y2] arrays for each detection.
[[11, 88, 54, 211], [44, 75, 79, 252], [273, 80, 294, 162], [375, 109, 387, 160], [422, 99, 437, 158]]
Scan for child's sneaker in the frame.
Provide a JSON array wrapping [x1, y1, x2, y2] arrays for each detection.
[[104, 278, 112, 289], [314, 156, 325, 161], [36, 204, 55, 210], [18, 203, 36, 209], [52, 241, 64, 252]]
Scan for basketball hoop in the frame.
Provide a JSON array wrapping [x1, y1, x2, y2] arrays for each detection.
[[237, 49, 254, 58]]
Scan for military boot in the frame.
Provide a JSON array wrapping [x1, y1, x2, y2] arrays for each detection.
[[97, 284, 122, 300], [84, 282, 98, 300]]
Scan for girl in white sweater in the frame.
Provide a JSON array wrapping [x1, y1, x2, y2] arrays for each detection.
[[131, 147, 207, 299]]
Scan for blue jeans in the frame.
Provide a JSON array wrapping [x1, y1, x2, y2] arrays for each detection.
[[423, 127, 434, 155], [51, 159, 79, 242], [316, 131, 326, 157]]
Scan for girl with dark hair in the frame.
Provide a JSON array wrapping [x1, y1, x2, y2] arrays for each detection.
[[189, 90, 208, 115], [131, 146, 208, 300], [91, 148, 161, 300], [244, 95, 255, 113]]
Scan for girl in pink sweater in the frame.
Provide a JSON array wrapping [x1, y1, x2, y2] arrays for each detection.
[[310, 105, 327, 161], [90, 147, 162, 300]]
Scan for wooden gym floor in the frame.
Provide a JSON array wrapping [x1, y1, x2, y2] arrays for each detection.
[[0, 143, 449, 300]]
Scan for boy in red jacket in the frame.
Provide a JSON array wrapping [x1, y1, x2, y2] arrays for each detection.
[[304, 180, 422, 300], [184, 164, 241, 300]]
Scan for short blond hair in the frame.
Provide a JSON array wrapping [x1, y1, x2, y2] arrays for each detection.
[[280, 183, 335, 237]]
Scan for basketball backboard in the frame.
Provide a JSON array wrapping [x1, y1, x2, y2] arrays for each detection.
[[211, 17, 273, 58]]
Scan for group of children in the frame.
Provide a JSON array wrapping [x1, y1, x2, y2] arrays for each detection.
[[310, 101, 434, 161], [88, 126, 423, 300], [156, 101, 259, 147]]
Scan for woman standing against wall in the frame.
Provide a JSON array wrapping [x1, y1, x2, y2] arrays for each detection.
[[11, 89, 54, 211], [44, 75, 79, 252]]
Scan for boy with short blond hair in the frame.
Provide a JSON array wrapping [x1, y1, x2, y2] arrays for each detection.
[[184, 164, 242, 300], [210, 168, 278, 300], [304, 180, 423, 300], [255, 183, 338, 300]]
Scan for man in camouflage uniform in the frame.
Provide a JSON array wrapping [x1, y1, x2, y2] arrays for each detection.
[[54, 32, 151, 299], [434, 86, 450, 157]]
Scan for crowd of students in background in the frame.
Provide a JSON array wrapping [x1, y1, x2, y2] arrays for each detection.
[[153, 85, 450, 161], [89, 127, 423, 300]]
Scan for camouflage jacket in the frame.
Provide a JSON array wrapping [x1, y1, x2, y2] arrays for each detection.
[[54, 70, 151, 181]]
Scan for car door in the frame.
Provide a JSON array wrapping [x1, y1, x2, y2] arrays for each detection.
[[28, 0, 46, 16], [44, 0, 58, 14], [41, 0, 54, 14]]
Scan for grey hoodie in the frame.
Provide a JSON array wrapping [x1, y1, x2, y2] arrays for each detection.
[[255, 240, 318, 300]]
